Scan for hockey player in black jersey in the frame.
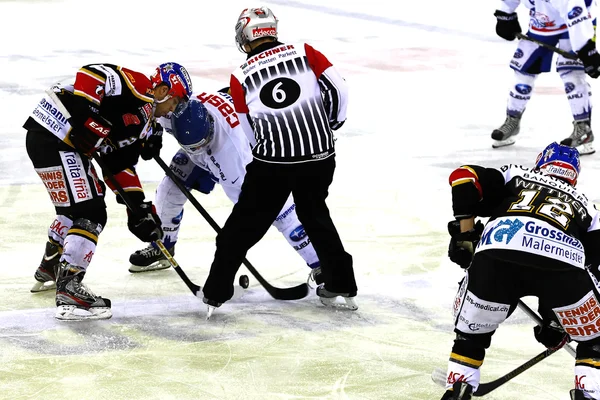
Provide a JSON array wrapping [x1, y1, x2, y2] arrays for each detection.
[[441, 142, 600, 400], [24, 62, 193, 320]]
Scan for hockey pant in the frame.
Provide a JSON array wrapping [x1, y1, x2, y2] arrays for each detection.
[[26, 129, 106, 270], [445, 252, 600, 399], [507, 30, 591, 121], [154, 151, 320, 268]]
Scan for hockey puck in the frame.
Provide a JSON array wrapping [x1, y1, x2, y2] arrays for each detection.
[[239, 274, 249, 289]]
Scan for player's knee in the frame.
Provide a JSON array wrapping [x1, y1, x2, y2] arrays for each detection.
[[453, 332, 492, 355]]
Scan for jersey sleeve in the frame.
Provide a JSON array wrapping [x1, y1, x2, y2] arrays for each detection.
[[229, 74, 249, 114], [449, 165, 506, 219], [497, 0, 521, 13], [304, 43, 349, 127], [561, 0, 596, 52]]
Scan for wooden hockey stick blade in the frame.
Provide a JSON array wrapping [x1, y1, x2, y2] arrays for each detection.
[[153, 155, 309, 301], [431, 347, 559, 396], [515, 33, 579, 60]]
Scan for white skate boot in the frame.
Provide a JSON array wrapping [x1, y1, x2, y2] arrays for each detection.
[[491, 114, 521, 148], [561, 119, 595, 155], [55, 262, 112, 321]]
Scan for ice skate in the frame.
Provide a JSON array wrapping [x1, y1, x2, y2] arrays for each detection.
[[128, 244, 174, 273], [316, 285, 358, 310], [55, 262, 112, 321], [561, 119, 595, 155], [491, 114, 521, 148], [570, 389, 586, 400], [307, 265, 323, 289], [31, 241, 60, 293], [203, 297, 222, 320], [440, 381, 473, 400]]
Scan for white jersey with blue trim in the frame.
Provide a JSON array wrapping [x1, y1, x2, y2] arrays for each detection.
[[160, 91, 253, 203], [498, 0, 596, 51]]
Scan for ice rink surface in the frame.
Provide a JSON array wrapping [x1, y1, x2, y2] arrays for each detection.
[[0, 0, 597, 399]]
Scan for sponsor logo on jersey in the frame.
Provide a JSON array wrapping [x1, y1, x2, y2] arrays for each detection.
[[513, 48, 524, 59], [480, 218, 524, 245], [568, 6, 583, 19], [171, 210, 184, 225], [289, 225, 307, 242], [173, 152, 189, 165], [242, 44, 295, 67], [293, 237, 311, 251], [515, 84, 532, 95], [565, 82, 576, 94], [122, 113, 141, 126], [568, 14, 590, 28], [554, 291, 600, 340]]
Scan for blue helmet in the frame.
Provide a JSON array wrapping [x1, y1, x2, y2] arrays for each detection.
[[171, 99, 214, 154], [151, 62, 193, 102], [534, 142, 581, 186]]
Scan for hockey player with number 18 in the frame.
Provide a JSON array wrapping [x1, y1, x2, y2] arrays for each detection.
[[441, 143, 600, 399], [129, 90, 323, 285], [491, 0, 599, 154]]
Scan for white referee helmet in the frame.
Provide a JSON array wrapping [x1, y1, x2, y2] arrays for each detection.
[[234, 7, 278, 53]]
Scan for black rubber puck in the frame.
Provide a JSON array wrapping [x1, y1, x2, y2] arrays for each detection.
[[239, 274, 249, 289]]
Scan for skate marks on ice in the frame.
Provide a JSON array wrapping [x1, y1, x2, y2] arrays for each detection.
[[0, 289, 449, 356]]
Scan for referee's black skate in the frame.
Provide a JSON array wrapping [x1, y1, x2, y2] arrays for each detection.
[[129, 244, 174, 273], [316, 285, 358, 310], [492, 114, 521, 148], [55, 262, 111, 321], [31, 241, 60, 293], [440, 382, 473, 400]]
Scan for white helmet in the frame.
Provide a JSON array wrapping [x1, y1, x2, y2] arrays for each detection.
[[234, 7, 278, 53]]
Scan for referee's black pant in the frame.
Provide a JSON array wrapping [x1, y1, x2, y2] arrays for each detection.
[[203, 155, 357, 303]]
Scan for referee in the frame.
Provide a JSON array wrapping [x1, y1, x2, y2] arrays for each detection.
[[202, 7, 357, 310]]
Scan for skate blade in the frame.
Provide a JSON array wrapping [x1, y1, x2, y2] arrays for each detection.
[[31, 281, 56, 293], [128, 259, 171, 273], [431, 367, 447, 388], [319, 296, 358, 311], [492, 137, 516, 148], [203, 285, 246, 320], [55, 305, 112, 321], [578, 142, 595, 155]]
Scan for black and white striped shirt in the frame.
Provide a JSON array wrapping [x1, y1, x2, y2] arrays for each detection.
[[230, 41, 348, 163]]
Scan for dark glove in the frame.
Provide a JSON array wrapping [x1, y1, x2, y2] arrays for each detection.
[[69, 114, 112, 156], [448, 220, 485, 268], [140, 123, 163, 161], [494, 10, 522, 41], [577, 39, 600, 79], [534, 320, 570, 350], [127, 201, 164, 242]]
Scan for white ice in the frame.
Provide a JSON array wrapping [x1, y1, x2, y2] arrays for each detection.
[[0, 0, 594, 399]]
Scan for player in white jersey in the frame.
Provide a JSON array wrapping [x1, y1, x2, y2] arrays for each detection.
[[129, 90, 322, 285], [491, 0, 600, 154]]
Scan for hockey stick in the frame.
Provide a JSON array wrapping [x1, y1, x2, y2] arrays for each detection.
[[153, 154, 309, 301], [45, 90, 206, 299], [516, 33, 579, 60], [431, 345, 562, 396], [517, 300, 577, 357]]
